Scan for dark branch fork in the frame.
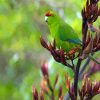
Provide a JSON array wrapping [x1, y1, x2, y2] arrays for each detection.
[[73, 0, 100, 98], [39, 0, 100, 100]]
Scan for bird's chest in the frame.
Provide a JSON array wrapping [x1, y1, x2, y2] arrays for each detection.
[[50, 24, 59, 39]]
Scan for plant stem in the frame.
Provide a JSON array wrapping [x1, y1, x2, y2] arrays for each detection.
[[74, 59, 82, 97], [88, 55, 100, 65], [79, 57, 90, 79], [71, 59, 74, 68], [46, 77, 55, 100], [51, 90, 55, 100]]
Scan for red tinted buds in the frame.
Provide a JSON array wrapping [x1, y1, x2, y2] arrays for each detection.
[[32, 86, 38, 100], [41, 63, 48, 77], [79, 75, 100, 100], [40, 78, 48, 94]]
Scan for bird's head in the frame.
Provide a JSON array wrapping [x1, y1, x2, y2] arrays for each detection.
[[45, 10, 58, 25]]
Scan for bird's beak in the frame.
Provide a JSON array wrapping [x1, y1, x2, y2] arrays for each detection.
[[45, 16, 48, 22]]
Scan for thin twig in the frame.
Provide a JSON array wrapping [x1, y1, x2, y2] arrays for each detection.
[[74, 59, 82, 97], [65, 62, 75, 72], [79, 57, 90, 79], [79, 53, 96, 79], [88, 55, 100, 65], [71, 59, 74, 68], [46, 77, 55, 100], [64, 57, 90, 100]]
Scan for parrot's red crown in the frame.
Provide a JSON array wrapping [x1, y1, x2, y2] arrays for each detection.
[[45, 11, 54, 16]]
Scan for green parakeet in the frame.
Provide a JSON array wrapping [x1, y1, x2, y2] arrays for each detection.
[[45, 10, 81, 52]]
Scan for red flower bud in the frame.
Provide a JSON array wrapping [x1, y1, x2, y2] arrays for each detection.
[[41, 63, 48, 77], [40, 78, 48, 94], [32, 85, 38, 100]]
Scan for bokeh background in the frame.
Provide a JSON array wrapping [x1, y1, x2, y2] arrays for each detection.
[[0, 0, 100, 100]]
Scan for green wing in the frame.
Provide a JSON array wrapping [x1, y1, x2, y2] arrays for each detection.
[[57, 23, 81, 44]]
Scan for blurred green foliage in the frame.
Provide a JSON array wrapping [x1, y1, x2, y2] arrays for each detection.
[[0, 0, 99, 100]]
